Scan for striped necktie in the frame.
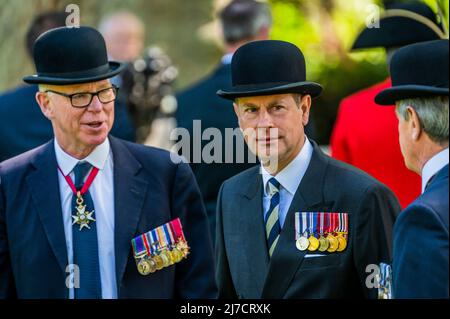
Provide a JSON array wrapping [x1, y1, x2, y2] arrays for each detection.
[[265, 177, 281, 257]]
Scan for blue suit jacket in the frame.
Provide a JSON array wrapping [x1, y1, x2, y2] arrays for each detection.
[[0, 136, 217, 298], [393, 164, 449, 298], [0, 85, 136, 162]]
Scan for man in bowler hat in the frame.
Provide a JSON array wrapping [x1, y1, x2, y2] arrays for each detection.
[[215, 40, 401, 298], [0, 26, 217, 299], [375, 39, 449, 298], [331, 2, 446, 209], [0, 12, 136, 163]]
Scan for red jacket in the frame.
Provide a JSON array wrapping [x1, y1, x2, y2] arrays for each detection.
[[331, 78, 421, 208]]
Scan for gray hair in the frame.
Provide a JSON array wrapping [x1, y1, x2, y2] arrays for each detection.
[[219, 0, 272, 45], [396, 96, 449, 145]]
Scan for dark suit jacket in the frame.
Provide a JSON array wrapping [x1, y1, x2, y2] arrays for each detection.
[[0, 85, 136, 162], [0, 136, 217, 299], [393, 164, 449, 299], [216, 141, 401, 299]]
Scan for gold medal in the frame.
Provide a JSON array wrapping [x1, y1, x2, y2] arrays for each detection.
[[307, 235, 319, 251], [296, 236, 309, 251], [137, 258, 151, 275], [177, 239, 190, 258], [326, 234, 339, 252], [171, 247, 183, 263], [336, 234, 347, 252], [153, 255, 164, 270], [159, 251, 170, 268], [165, 250, 175, 265], [147, 258, 157, 273], [318, 235, 329, 252]]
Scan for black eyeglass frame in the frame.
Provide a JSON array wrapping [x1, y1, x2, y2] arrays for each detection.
[[44, 85, 119, 108]]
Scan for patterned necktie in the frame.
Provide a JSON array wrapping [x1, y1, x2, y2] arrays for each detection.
[[72, 162, 102, 299], [265, 177, 281, 257]]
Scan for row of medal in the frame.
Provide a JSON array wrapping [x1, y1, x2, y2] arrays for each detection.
[[377, 262, 393, 299], [131, 218, 190, 275], [295, 212, 349, 252]]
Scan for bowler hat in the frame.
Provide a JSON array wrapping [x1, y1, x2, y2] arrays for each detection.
[[375, 39, 449, 105], [351, 2, 445, 50], [217, 40, 322, 100], [23, 26, 124, 85]]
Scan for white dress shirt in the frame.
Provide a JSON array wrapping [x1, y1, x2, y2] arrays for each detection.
[[261, 137, 314, 227], [221, 53, 233, 65], [421, 147, 449, 194], [54, 138, 117, 299]]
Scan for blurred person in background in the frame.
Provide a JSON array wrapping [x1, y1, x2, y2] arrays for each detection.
[[99, 11, 178, 148], [0, 11, 136, 163], [176, 0, 304, 242], [330, 2, 446, 208]]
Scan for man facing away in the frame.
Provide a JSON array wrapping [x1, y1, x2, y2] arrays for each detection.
[[375, 39, 449, 298]]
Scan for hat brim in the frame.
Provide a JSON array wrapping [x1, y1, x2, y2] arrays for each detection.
[[23, 61, 125, 85], [217, 81, 323, 101], [375, 85, 449, 105]]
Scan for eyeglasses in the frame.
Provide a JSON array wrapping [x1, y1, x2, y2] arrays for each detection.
[[45, 86, 119, 108]]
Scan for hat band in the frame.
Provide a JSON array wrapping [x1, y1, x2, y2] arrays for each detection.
[[382, 9, 447, 39], [37, 63, 111, 79]]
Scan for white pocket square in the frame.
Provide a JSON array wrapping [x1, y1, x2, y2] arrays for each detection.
[[304, 254, 326, 258]]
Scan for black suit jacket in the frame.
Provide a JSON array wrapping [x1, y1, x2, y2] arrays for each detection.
[[216, 141, 400, 298], [0, 136, 217, 298]]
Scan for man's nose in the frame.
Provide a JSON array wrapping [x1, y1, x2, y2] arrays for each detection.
[[256, 109, 274, 128], [87, 95, 103, 112]]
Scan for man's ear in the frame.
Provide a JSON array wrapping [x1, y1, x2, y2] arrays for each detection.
[[300, 94, 312, 126], [35, 91, 53, 120], [233, 101, 241, 124], [407, 106, 422, 141]]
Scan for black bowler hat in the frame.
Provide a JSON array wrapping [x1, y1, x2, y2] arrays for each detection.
[[217, 40, 322, 100], [23, 26, 125, 85], [351, 2, 445, 50], [375, 39, 449, 105]]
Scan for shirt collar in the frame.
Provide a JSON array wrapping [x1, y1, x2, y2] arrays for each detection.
[[221, 53, 233, 65], [421, 147, 449, 193], [262, 136, 314, 196], [54, 138, 111, 176]]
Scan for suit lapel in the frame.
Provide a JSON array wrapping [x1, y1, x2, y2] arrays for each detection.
[[236, 170, 270, 296], [26, 140, 68, 273], [109, 137, 149, 290], [261, 141, 331, 298]]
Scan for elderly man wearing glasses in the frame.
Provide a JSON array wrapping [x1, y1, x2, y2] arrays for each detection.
[[0, 26, 217, 299]]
